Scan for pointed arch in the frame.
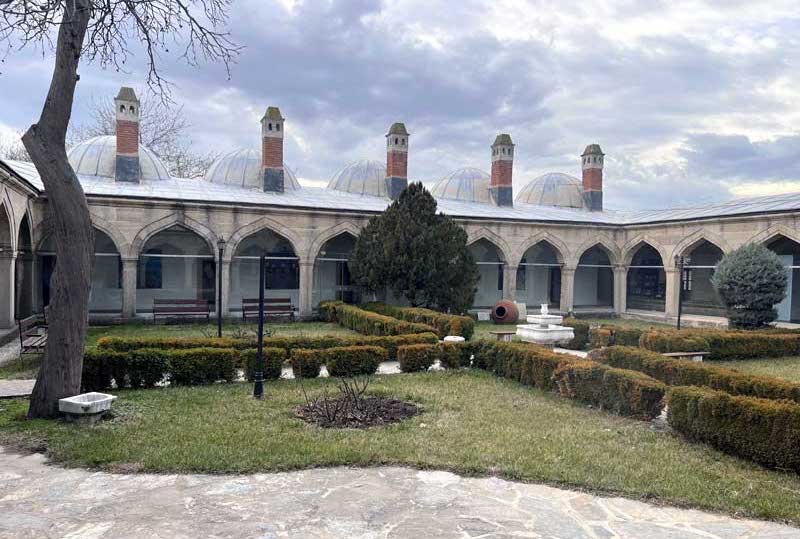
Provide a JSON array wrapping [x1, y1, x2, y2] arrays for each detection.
[[570, 235, 620, 268], [671, 228, 730, 262], [515, 231, 568, 266], [748, 224, 800, 248], [467, 226, 512, 263], [621, 234, 668, 267], [0, 193, 15, 252], [305, 221, 363, 265], [226, 214, 304, 261], [130, 212, 217, 259]]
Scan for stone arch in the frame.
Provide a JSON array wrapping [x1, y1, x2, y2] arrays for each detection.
[[671, 229, 730, 262], [130, 212, 217, 259], [515, 231, 568, 266], [621, 235, 669, 267], [305, 221, 362, 265], [748, 224, 800, 248], [467, 227, 512, 264], [89, 212, 130, 257], [569, 236, 620, 268], [0, 199, 13, 253], [226, 214, 304, 261]]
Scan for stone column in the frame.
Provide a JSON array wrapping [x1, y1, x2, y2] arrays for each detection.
[[0, 254, 16, 328], [219, 259, 231, 317], [559, 266, 575, 314], [121, 258, 138, 318], [299, 261, 313, 319], [664, 268, 680, 318], [503, 264, 518, 301], [613, 266, 627, 314]]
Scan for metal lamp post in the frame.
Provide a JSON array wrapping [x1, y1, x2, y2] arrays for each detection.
[[674, 255, 690, 330], [253, 254, 266, 399], [217, 237, 225, 338]]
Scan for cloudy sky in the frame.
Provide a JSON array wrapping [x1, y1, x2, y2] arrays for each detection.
[[2, 0, 799, 210]]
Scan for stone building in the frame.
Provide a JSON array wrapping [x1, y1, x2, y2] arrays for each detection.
[[2, 86, 800, 329]]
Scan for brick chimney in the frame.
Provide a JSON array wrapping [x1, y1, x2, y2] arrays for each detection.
[[385, 122, 409, 200], [581, 144, 604, 211], [490, 133, 514, 206], [261, 106, 285, 193], [114, 87, 140, 183]]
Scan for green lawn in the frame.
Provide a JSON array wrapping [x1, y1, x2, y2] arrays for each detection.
[[2, 371, 800, 525], [716, 357, 800, 383]]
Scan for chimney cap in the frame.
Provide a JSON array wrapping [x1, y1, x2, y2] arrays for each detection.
[[263, 106, 284, 122], [387, 122, 409, 136], [115, 87, 139, 102], [492, 133, 514, 146], [581, 143, 604, 156]]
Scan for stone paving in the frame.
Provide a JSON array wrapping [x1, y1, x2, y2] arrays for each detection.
[[0, 379, 35, 399], [0, 448, 796, 539]]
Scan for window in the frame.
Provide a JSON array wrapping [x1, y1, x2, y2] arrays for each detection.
[[129, 105, 135, 113], [268, 122, 273, 131], [395, 137, 399, 144], [497, 265, 504, 291], [120, 105, 125, 112], [682, 269, 692, 291], [516, 265, 526, 291], [138, 256, 162, 289], [276, 123, 280, 131]]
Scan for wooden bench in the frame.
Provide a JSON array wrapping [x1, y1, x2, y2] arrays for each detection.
[[152, 299, 210, 323], [489, 330, 517, 342], [18, 316, 47, 355], [663, 351, 710, 363], [242, 298, 295, 322]]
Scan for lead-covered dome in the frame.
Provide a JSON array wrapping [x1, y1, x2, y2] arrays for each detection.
[[327, 160, 388, 197], [203, 148, 301, 190], [430, 167, 490, 204], [516, 172, 587, 209], [67, 135, 170, 181]]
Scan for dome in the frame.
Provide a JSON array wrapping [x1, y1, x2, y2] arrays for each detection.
[[67, 135, 170, 181], [516, 172, 587, 209], [430, 167, 491, 204], [203, 148, 301, 190], [327, 160, 388, 197]]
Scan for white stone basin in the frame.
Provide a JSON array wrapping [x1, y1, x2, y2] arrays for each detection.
[[443, 336, 465, 343], [516, 324, 574, 345], [526, 313, 564, 326], [59, 392, 117, 416]]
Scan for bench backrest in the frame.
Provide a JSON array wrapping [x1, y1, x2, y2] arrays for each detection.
[[242, 298, 293, 310], [153, 299, 210, 312]]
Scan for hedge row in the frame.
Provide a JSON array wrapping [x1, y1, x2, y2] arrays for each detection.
[[468, 341, 666, 419], [396, 342, 470, 373], [82, 347, 237, 391], [589, 326, 644, 348], [362, 302, 475, 340], [668, 386, 800, 472], [639, 329, 800, 360], [592, 346, 800, 404], [561, 318, 590, 350], [97, 332, 438, 361], [319, 300, 436, 336]]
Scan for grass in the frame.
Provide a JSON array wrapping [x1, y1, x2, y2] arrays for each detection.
[[716, 357, 800, 383], [472, 316, 672, 342], [2, 371, 800, 525], [0, 355, 40, 380]]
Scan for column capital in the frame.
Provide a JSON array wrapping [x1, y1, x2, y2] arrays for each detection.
[[562, 266, 577, 273], [121, 256, 139, 264]]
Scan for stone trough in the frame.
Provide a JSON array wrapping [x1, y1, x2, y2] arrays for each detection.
[[59, 392, 117, 423]]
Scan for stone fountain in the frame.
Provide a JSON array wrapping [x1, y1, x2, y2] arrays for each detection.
[[516, 304, 574, 347]]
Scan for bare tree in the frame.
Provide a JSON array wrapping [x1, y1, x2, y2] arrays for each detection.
[[0, 131, 31, 161], [68, 95, 218, 178], [0, 0, 239, 418]]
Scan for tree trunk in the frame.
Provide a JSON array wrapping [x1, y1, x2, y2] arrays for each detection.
[[23, 0, 94, 419]]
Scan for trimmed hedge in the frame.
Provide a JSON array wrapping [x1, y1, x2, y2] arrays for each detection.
[[97, 332, 438, 361], [554, 360, 666, 419], [437, 342, 464, 369], [590, 326, 644, 348], [397, 344, 436, 372], [241, 348, 287, 381], [290, 349, 323, 378], [81, 347, 237, 389], [362, 302, 475, 339], [561, 318, 590, 350], [592, 346, 800, 404], [319, 300, 436, 336], [639, 329, 800, 360], [323, 346, 386, 377], [668, 386, 800, 472], [470, 341, 578, 391]]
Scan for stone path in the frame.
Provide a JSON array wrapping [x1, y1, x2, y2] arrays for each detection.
[[0, 448, 796, 538], [0, 379, 35, 399]]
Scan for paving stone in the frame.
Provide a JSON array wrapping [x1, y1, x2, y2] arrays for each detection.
[[0, 448, 796, 538]]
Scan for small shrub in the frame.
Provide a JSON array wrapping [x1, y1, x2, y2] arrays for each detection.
[[241, 348, 287, 381], [668, 386, 800, 472], [554, 360, 666, 419], [593, 346, 800, 404], [397, 344, 436, 372], [81, 349, 120, 391], [437, 342, 463, 369], [639, 330, 711, 354], [115, 348, 169, 388], [290, 349, 323, 378], [318, 301, 436, 336], [561, 318, 590, 350], [325, 346, 386, 377], [362, 302, 475, 339], [167, 348, 237, 386], [590, 326, 644, 348]]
